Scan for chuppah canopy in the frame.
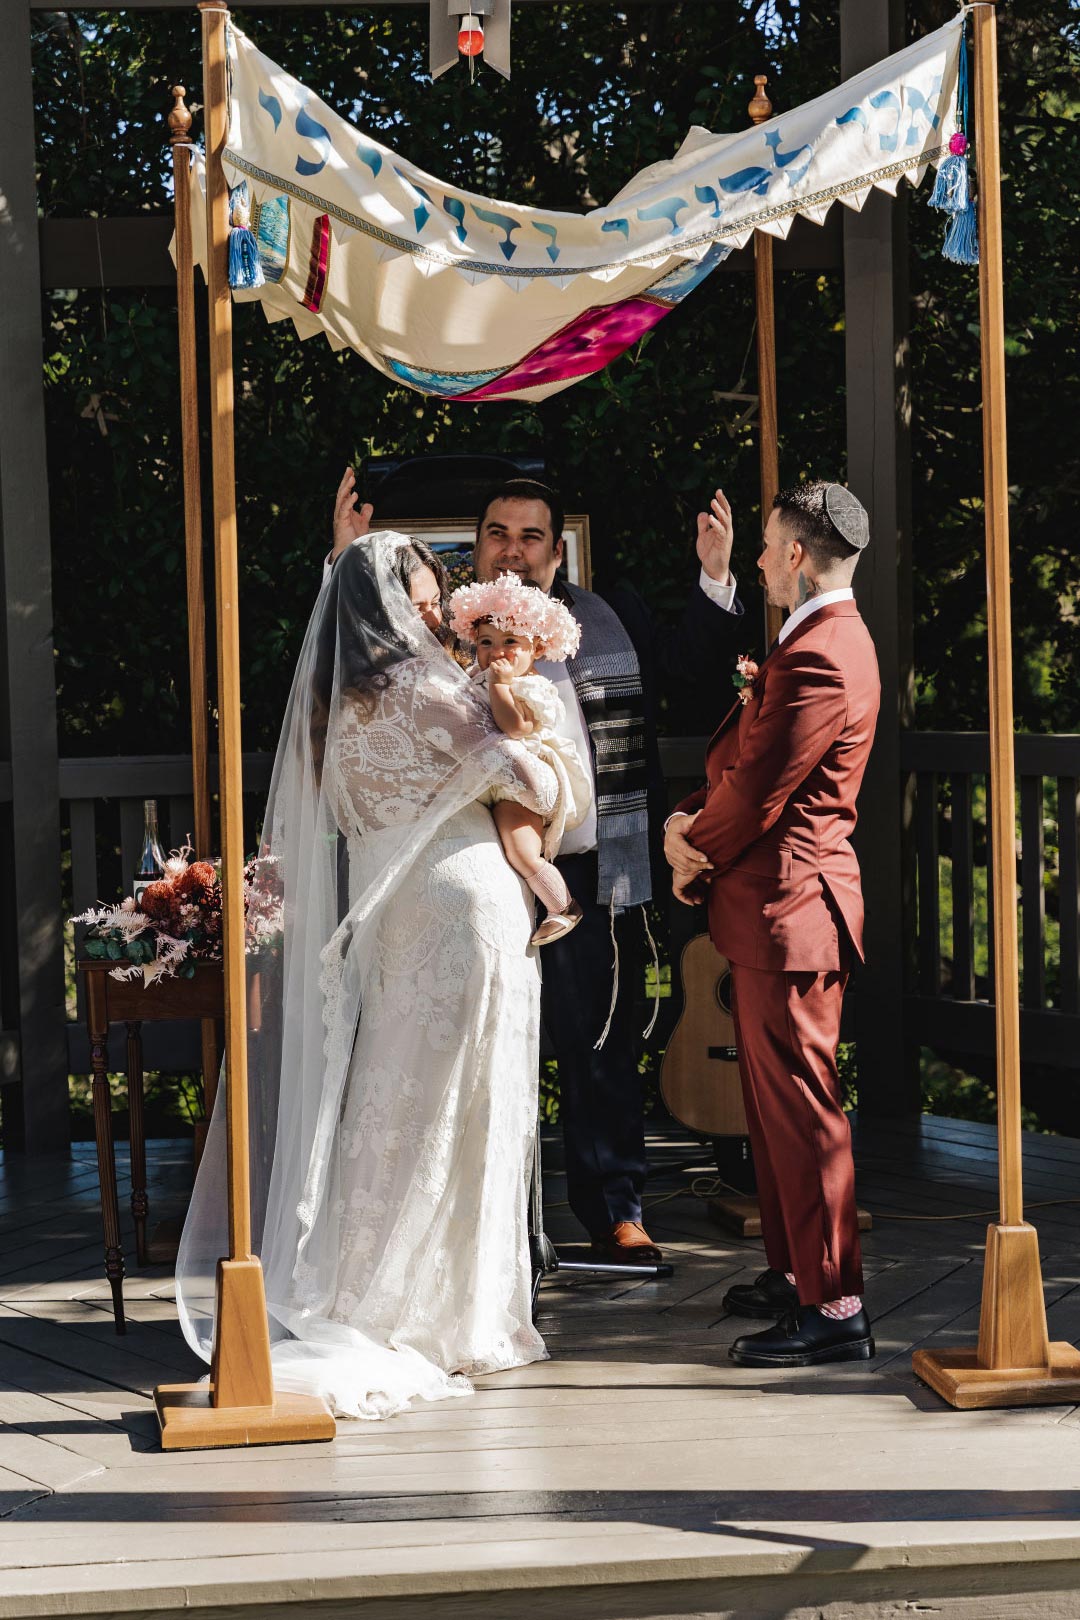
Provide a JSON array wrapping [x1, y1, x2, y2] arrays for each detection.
[[178, 13, 965, 402]]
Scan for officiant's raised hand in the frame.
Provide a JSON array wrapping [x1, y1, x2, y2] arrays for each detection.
[[332, 466, 374, 560], [696, 487, 734, 585]]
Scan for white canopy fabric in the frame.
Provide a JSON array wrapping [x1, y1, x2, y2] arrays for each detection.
[[181, 11, 966, 402]]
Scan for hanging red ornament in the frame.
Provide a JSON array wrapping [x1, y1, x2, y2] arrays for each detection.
[[457, 12, 484, 56]]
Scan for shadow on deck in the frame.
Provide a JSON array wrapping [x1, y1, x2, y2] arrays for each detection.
[[0, 1115, 1078, 1620]]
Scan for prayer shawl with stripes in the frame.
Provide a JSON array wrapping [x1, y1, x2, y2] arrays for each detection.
[[556, 579, 651, 911]]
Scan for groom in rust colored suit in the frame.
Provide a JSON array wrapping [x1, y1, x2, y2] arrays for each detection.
[[665, 481, 880, 1368]]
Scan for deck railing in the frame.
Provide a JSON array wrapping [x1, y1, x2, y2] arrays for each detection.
[[902, 732, 1080, 1067], [2, 735, 1078, 1085]]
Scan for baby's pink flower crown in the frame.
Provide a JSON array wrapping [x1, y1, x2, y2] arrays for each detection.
[[448, 572, 581, 663]]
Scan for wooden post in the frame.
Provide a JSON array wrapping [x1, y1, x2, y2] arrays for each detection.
[[154, 3, 334, 1450], [168, 85, 220, 1126], [747, 75, 784, 651], [913, 2, 1080, 1410], [840, 0, 919, 1122], [0, 0, 71, 1153]]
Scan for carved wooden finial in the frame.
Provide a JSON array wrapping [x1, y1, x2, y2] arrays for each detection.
[[748, 73, 773, 126], [169, 85, 193, 144]]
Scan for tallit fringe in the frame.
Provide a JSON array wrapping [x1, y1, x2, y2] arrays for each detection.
[[593, 897, 620, 1050], [641, 905, 660, 1040], [592, 902, 661, 1049]]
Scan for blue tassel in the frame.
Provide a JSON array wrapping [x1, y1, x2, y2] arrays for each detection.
[[942, 199, 979, 266], [929, 151, 969, 214], [228, 226, 264, 289], [933, 21, 977, 267], [227, 181, 265, 290]]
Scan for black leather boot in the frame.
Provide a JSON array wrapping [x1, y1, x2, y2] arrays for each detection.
[[723, 1268, 799, 1319], [729, 1304, 875, 1367]]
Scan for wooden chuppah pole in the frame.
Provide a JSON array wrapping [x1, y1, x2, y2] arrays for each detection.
[[154, 2, 334, 1449], [913, 2, 1080, 1410], [747, 74, 784, 651], [168, 85, 220, 1127]]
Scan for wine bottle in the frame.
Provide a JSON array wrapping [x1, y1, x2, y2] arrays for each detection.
[[133, 799, 166, 903]]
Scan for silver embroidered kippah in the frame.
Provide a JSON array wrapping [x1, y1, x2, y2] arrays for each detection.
[[824, 484, 870, 551]]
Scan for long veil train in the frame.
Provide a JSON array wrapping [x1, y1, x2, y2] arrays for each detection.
[[176, 533, 556, 1416]]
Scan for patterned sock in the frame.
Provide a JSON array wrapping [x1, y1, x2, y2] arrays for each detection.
[[819, 1295, 863, 1320], [785, 1274, 863, 1320], [527, 861, 571, 915]]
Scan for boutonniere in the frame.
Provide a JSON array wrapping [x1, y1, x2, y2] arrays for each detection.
[[733, 653, 760, 705]]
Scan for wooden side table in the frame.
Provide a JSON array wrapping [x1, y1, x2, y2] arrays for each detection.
[[79, 960, 224, 1334]]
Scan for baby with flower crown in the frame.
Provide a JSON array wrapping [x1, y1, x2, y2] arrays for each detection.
[[449, 572, 592, 946]]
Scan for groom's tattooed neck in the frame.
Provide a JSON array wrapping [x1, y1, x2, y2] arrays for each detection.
[[796, 572, 822, 608]]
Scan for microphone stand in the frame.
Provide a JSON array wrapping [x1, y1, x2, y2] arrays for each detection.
[[528, 1124, 673, 1314]]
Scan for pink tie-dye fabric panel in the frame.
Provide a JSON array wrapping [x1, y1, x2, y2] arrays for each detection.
[[456, 297, 671, 401]]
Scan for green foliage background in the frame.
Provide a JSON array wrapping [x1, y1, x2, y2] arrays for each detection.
[[33, 1, 1078, 756]]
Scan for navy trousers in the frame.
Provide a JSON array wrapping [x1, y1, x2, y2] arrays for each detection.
[[540, 851, 648, 1237]]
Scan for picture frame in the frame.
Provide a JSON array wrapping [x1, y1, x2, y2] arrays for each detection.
[[392, 516, 592, 593]]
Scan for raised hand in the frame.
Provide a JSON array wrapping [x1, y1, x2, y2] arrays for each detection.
[[696, 487, 734, 584], [332, 466, 374, 560]]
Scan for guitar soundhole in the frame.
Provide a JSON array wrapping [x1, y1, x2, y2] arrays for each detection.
[[715, 971, 733, 1015]]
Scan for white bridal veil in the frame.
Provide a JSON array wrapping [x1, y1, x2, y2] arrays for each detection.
[[175, 532, 556, 1415]]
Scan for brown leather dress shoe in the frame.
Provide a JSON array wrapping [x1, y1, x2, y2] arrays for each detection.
[[591, 1220, 664, 1265]]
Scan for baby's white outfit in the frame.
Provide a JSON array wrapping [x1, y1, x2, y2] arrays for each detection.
[[475, 670, 592, 859]]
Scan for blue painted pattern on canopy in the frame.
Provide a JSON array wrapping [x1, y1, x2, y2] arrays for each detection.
[[635, 198, 689, 234], [870, 90, 903, 151], [472, 206, 521, 261], [443, 196, 467, 242], [356, 137, 383, 178], [717, 166, 772, 197], [295, 103, 332, 177], [764, 130, 813, 185], [694, 184, 722, 220], [257, 86, 282, 132], [532, 221, 560, 263], [394, 168, 434, 233]]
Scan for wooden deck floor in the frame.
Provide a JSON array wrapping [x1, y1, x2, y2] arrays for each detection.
[[1, 1117, 1080, 1619]]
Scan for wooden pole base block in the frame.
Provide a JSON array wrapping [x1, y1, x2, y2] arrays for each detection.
[[912, 1343, 1080, 1412], [211, 1256, 275, 1408], [707, 1195, 872, 1238], [155, 1382, 336, 1450], [912, 1223, 1080, 1410], [976, 1222, 1050, 1370]]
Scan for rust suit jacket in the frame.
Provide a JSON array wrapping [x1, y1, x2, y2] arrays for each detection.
[[674, 600, 880, 972]]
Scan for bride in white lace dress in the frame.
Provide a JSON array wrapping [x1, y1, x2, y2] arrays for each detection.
[[176, 534, 561, 1418]]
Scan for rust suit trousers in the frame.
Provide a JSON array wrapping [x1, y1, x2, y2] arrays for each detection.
[[729, 961, 863, 1305]]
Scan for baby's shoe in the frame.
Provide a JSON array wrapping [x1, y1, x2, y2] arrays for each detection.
[[530, 900, 583, 947]]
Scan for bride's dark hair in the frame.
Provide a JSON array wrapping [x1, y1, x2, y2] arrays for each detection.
[[391, 535, 449, 615], [310, 539, 425, 772]]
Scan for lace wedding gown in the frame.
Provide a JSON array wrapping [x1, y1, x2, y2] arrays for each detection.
[[177, 582, 561, 1419]]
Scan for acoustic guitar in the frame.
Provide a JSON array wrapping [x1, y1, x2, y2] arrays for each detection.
[[660, 933, 748, 1137]]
